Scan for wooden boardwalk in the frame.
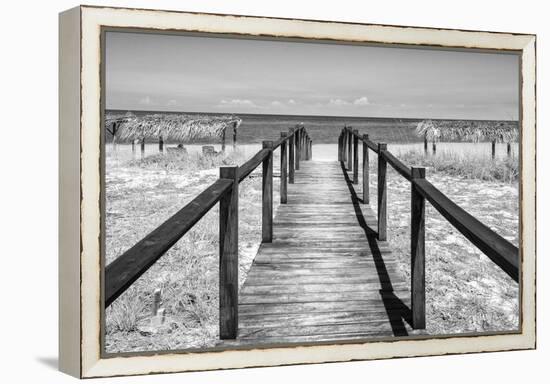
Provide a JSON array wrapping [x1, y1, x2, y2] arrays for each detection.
[[235, 161, 419, 345]]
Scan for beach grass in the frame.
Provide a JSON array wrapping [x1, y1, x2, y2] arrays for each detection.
[[396, 149, 518, 183], [105, 149, 277, 352]]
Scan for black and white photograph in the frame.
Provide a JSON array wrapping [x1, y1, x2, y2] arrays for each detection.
[[102, 30, 521, 354]]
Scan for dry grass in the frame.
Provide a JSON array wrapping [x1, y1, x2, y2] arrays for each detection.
[[104, 149, 273, 353], [397, 149, 519, 183], [365, 158, 519, 335]]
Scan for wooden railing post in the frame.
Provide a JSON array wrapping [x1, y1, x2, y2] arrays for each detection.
[[507, 142, 512, 158], [377, 143, 387, 241], [491, 140, 496, 160], [347, 129, 353, 170], [338, 133, 343, 162], [219, 166, 239, 339], [221, 129, 226, 152], [411, 167, 426, 329], [432, 141, 436, 155], [288, 128, 295, 183], [295, 128, 300, 170], [309, 139, 313, 160], [280, 132, 288, 204], [159, 135, 164, 153], [353, 130, 359, 184], [342, 130, 347, 163], [301, 132, 306, 161], [362, 134, 369, 204], [141, 137, 145, 158], [262, 141, 274, 242]]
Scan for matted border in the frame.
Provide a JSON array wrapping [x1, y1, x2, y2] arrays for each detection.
[[60, 5, 536, 378]]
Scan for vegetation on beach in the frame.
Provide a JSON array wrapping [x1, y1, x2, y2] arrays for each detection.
[[396, 149, 519, 183], [105, 149, 279, 352], [416, 119, 518, 143], [364, 161, 519, 335]]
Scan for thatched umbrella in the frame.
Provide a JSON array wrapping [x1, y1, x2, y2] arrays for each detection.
[[109, 113, 242, 157], [416, 119, 518, 158]]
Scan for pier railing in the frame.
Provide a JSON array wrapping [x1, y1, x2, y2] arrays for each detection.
[[105, 125, 313, 339], [339, 126, 519, 329]]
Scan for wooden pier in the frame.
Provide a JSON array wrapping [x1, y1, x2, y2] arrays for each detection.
[[105, 125, 519, 346]]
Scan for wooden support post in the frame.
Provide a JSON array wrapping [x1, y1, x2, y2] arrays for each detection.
[[301, 132, 306, 161], [338, 134, 343, 162], [411, 167, 426, 329], [158, 136, 164, 153], [362, 134, 369, 204], [219, 166, 239, 339], [262, 141, 274, 243], [305, 137, 310, 160], [353, 130, 359, 184], [342, 130, 347, 163], [424, 133, 428, 155], [295, 128, 300, 170], [507, 142, 512, 158], [280, 132, 288, 204], [141, 137, 145, 158], [288, 128, 295, 183], [492, 140, 496, 160], [221, 129, 226, 152], [131, 139, 135, 156], [309, 139, 313, 160], [377, 143, 387, 241], [347, 130, 353, 170], [233, 122, 237, 150], [432, 141, 436, 155]]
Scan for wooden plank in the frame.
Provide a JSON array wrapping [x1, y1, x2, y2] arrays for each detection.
[[377, 143, 387, 241], [238, 149, 270, 182], [363, 134, 369, 204], [219, 166, 239, 339], [288, 128, 295, 183], [280, 132, 287, 204], [262, 141, 273, 242], [411, 167, 426, 329]]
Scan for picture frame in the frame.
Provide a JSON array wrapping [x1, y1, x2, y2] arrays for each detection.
[[59, 5, 536, 378]]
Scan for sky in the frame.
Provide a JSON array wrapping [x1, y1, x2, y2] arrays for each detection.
[[105, 31, 520, 120]]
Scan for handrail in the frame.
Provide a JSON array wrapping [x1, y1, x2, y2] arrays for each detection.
[[413, 178, 519, 281], [238, 148, 270, 182], [338, 125, 519, 328], [381, 150, 412, 181], [105, 125, 312, 341], [105, 178, 233, 307]]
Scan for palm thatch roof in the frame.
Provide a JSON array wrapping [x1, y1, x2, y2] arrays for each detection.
[[108, 113, 242, 141], [416, 119, 518, 143]]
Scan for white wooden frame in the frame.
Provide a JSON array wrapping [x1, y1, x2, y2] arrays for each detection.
[[59, 5, 536, 378]]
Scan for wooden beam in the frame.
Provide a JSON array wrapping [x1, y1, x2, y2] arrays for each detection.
[[353, 130, 359, 184], [410, 167, 426, 329], [219, 166, 239, 339], [288, 128, 295, 184], [295, 128, 300, 170], [262, 141, 274, 242], [362, 134, 369, 204], [280, 132, 288, 204], [347, 130, 353, 170], [377, 143, 387, 241]]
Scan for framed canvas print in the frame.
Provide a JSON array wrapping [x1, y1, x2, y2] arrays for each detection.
[[58, 5, 536, 378]]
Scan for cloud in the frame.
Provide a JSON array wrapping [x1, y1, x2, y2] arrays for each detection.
[[219, 99, 257, 107], [353, 96, 370, 105], [270, 101, 284, 107], [167, 99, 177, 106], [139, 95, 154, 105], [329, 98, 349, 106], [288, 99, 296, 105]]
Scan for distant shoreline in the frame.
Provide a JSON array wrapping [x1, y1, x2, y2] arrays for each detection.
[[105, 109, 518, 124]]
